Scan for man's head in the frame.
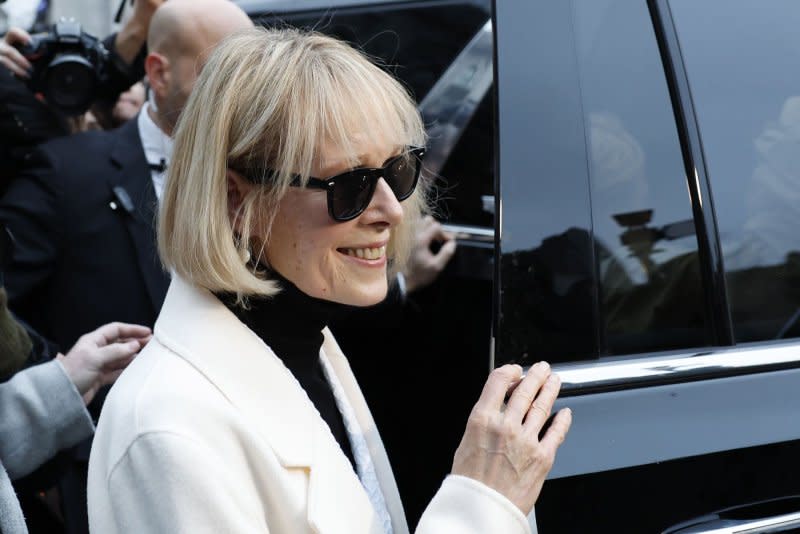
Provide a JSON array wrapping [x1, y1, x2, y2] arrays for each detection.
[[144, 0, 252, 134]]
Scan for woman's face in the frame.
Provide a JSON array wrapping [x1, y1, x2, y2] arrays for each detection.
[[264, 141, 405, 306]]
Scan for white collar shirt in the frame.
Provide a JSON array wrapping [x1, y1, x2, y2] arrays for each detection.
[[137, 101, 173, 204]]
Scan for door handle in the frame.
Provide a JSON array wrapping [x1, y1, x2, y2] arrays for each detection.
[[663, 496, 800, 533], [440, 223, 494, 245]]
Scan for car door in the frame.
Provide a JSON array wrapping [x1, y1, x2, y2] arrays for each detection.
[[494, 0, 800, 532]]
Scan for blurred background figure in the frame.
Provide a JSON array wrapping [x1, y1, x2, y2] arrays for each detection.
[[110, 80, 145, 127], [0, 318, 148, 534], [402, 215, 457, 293], [724, 95, 800, 271], [0, 2, 253, 531], [0, 0, 162, 188], [0, 0, 46, 35]]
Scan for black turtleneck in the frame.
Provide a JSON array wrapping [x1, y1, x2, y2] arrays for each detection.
[[218, 276, 357, 471]]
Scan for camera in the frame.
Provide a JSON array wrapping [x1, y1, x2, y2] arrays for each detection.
[[16, 18, 110, 116]]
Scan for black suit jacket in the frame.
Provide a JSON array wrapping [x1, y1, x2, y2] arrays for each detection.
[[0, 116, 170, 353], [0, 116, 170, 534]]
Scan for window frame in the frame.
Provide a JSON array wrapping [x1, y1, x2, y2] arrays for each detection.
[[649, 0, 733, 345]]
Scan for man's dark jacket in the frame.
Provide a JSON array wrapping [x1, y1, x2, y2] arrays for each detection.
[[0, 116, 169, 351], [0, 116, 169, 534]]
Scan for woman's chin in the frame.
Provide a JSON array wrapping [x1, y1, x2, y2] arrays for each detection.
[[330, 283, 389, 308]]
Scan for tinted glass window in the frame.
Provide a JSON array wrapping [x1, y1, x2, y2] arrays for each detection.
[[670, 0, 800, 343], [497, 0, 708, 364], [576, 0, 706, 355]]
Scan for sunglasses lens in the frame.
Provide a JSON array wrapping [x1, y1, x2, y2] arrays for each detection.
[[386, 153, 419, 200], [327, 150, 422, 221], [331, 173, 373, 220]]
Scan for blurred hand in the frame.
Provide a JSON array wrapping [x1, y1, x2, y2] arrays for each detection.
[[57, 322, 152, 405], [404, 215, 457, 293], [0, 27, 33, 79], [451, 362, 572, 515], [130, 0, 167, 26], [115, 0, 166, 65]]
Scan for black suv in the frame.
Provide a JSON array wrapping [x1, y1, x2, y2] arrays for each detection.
[[241, 1, 800, 532]]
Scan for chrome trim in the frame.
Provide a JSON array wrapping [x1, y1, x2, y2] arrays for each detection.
[[667, 511, 800, 533], [547, 341, 800, 394], [441, 223, 495, 243]]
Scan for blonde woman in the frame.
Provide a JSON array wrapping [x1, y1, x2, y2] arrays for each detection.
[[87, 28, 572, 534]]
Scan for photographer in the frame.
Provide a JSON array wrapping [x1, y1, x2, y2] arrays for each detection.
[[0, 0, 164, 185]]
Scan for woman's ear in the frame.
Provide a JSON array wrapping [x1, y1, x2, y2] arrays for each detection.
[[227, 169, 253, 232]]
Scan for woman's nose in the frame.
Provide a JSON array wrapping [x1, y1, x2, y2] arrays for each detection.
[[362, 177, 404, 226]]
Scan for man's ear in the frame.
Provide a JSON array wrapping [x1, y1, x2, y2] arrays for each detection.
[[144, 52, 169, 99], [227, 169, 253, 232]]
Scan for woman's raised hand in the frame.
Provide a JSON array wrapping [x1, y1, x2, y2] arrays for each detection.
[[451, 362, 572, 515]]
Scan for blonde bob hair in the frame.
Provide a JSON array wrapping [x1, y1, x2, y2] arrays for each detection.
[[158, 27, 428, 300]]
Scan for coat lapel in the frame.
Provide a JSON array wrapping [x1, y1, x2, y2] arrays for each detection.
[[321, 331, 411, 534], [154, 277, 386, 534], [107, 116, 170, 313]]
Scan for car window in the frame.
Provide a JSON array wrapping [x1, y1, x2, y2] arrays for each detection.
[[577, 0, 707, 356], [497, 0, 709, 364], [670, 0, 800, 343]]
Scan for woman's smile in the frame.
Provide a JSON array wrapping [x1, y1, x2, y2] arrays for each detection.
[[337, 243, 388, 265]]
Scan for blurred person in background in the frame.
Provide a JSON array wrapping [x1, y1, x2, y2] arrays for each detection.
[[66, 82, 146, 134], [0, 2, 252, 531], [110, 80, 145, 127], [1, 219, 148, 534], [0, 0, 46, 35], [0, 0, 163, 187], [0, 317, 149, 534], [0, 0, 251, 396]]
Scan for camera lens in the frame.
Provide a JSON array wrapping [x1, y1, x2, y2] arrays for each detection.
[[44, 54, 96, 115]]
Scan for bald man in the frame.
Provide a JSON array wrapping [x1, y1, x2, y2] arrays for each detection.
[[0, 1, 252, 532]]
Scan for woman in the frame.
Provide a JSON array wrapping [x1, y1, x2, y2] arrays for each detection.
[[87, 28, 572, 534]]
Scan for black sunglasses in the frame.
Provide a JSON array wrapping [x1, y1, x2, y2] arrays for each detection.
[[291, 147, 426, 222], [232, 147, 425, 222]]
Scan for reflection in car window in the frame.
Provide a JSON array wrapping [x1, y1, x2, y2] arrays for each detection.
[[497, 0, 709, 365], [574, 0, 706, 355], [670, 0, 800, 343]]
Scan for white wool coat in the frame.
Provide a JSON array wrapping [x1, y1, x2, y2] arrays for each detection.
[[88, 276, 533, 534]]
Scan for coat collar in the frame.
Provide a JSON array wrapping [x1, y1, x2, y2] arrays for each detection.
[[321, 335, 410, 534], [153, 276, 408, 533], [107, 116, 169, 312]]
